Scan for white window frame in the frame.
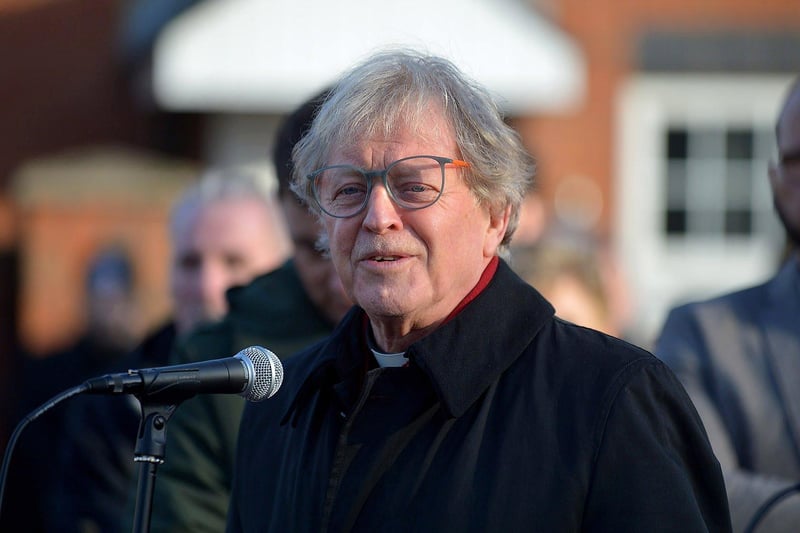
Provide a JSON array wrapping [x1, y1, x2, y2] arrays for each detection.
[[615, 74, 790, 346]]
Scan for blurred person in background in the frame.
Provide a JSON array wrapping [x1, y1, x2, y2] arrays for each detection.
[[166, 168, 293, 337], [655, 76, 800, 533], [17, 168, 293, 533], [143, 90, 351, 533], [1, 245, 139, 533], [510, 230, 625, 338]]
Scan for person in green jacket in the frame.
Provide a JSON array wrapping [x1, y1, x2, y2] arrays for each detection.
[[143, 90, 352, 533]]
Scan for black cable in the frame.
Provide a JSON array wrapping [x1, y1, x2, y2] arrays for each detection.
[[743, 482, 800, 533], [0, 383, 88, 520]]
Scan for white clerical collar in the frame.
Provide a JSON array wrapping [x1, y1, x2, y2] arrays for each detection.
[[367, 327, 409, 368], [371, 350, 409, 368]]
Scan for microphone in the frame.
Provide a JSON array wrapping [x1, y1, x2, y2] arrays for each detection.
[[82, 346, 283, 402]]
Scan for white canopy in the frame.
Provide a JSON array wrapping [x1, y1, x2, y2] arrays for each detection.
[[152, 0, 585, 115]]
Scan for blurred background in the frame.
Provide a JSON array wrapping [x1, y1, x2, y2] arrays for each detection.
[[1, 0, 799, 446]]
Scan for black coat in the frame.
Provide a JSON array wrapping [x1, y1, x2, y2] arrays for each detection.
[[228, 259, 731, 532]]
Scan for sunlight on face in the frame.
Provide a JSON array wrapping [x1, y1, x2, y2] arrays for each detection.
[[321, 110, 507, 348]]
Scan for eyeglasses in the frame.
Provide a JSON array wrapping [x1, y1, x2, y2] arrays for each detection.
[[307, 155, 470, 218]]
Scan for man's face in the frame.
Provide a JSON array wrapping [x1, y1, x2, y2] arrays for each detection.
[[282, 196, 351, 324], [770, 86, 800, 248], [170, 197, 291, 334], [319, 111, 508, 334]]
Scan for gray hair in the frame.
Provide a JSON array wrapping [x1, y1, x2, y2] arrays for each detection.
[[170, 167, 281, 237], [291, 48, 536, 256]]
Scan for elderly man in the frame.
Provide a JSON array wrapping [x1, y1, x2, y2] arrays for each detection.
[[227, 49, 731, 532], [656, 76, 800, 533]]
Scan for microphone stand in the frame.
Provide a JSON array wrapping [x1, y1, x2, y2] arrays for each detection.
[[131, 397, 181, 533]]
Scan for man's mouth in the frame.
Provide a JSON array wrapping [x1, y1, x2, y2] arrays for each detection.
[[373, 256, 399, 262]]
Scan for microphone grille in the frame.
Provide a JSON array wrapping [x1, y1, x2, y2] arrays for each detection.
[[239, 346, 284, 402]]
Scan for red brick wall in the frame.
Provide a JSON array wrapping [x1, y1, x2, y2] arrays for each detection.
[[0, 1, 199, 357], [16, 204, 173, 355], [0, 0, 145, 185]]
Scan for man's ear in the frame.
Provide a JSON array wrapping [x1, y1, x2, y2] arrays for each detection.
[[484, 204, 511, 257]]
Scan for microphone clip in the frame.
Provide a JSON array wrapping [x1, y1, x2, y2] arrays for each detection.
[[133, 396, 181, 462]]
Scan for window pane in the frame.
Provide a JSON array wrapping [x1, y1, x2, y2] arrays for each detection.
[[726, 162, 753, 207], [690, 210, 721, 235], [725, 209, 752, 235], [666, 209, 687, 235], [689, 160, 726, 211], [726, 129, 754, 160], [692, 128, 721, 159], [666, 163, 687, 206], [667, 129, 688, 160]]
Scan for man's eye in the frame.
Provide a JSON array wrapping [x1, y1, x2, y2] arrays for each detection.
[[407, 183, 431, 193], [332, 182, 367, 203], [338, 184, 365, 196]]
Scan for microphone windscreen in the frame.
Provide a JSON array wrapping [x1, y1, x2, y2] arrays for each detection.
[[238, 346, 284, 401]]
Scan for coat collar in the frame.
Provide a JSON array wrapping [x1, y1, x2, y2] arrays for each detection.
[[408, 259, 554, 417], [332, 260, 554, 417], [287, 258, 555, 422], [226, 260, 299, 312]]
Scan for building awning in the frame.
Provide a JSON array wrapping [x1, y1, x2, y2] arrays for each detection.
[[152, 0, 585, 115]]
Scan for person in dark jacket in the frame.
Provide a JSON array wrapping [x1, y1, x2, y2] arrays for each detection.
[[42, 168, 293, 533], [227, 49, 732, 532], [1, 246, 139, 533], [144, 90, 352, 533]]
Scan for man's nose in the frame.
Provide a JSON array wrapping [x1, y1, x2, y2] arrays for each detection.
[[361, 180, 402, 231]]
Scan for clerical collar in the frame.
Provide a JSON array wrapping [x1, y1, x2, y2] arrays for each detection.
[[366, 327, 409, 368]]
